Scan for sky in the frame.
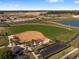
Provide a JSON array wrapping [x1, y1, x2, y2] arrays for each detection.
[[0, 0, 79, 10]]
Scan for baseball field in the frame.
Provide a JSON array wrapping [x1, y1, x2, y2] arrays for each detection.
[[9, 23, 76, 43]]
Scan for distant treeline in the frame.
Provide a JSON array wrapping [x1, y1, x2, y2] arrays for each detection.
[[0, 10, 79, 14], [47, 11, 79, 14]]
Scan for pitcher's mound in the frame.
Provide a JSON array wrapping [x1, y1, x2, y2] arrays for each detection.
[[15, 31, 50, 43]]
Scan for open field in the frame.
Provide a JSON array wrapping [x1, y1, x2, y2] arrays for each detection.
[[9, 24, 70, 36], [9, 23, 76, 42]]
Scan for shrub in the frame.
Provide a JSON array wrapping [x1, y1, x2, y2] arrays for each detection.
[[0, 48, 13, 59]]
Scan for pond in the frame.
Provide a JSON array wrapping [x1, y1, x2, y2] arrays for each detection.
[[61, 20, 79, 27]]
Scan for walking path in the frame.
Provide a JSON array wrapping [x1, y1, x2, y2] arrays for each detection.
[[27, 46, 39, 59], [60, 48, 79, 59], [66, 34, 79, 44], [45, 21, 79, 30]]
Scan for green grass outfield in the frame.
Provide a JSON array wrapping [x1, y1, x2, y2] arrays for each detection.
[[9, 24, 76, 42]]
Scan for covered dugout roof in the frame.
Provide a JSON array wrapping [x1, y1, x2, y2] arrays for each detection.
[[39, 42, 67, 56]]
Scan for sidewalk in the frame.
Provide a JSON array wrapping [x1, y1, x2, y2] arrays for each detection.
[[60, 48, 79, 59]]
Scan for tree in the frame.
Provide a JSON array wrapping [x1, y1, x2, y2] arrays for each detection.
[[0, 48, 13, 59]]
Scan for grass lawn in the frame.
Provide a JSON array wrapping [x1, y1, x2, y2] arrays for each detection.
[[9, 24, 73, 40], [0, 37, 9, 46]]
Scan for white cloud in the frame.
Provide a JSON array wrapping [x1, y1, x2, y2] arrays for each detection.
[[47, 0, 63, 3], [74, 0, 79, 4]]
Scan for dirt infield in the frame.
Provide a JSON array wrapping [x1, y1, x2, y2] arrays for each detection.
[[15, 31, 50, 43]]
